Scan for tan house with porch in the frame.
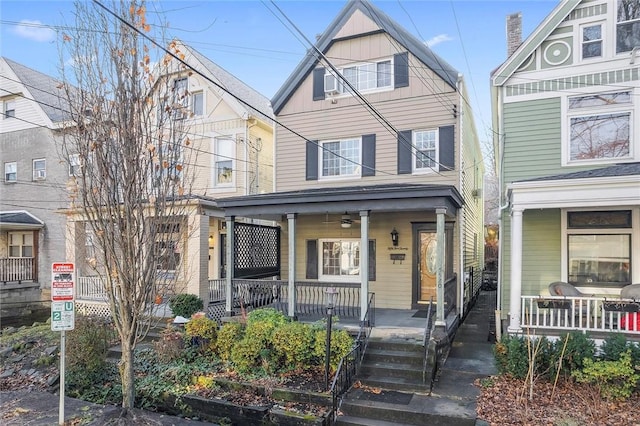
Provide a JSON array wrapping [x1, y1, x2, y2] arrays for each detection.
[[217, 0, 484, 331]]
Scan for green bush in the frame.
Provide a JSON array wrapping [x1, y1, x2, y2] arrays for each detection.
[[493, 335, 529, 379], [551, 331, 595, 378], [600, 333, 640, 365], [230, 336, 263, 374], [245, 308, 289, 341], [313, 328, 354, 372], [169, 294, 204, 318], [272, 321, 315, 369], [572, 350, 640, 401], [216, 321, 244, 362]]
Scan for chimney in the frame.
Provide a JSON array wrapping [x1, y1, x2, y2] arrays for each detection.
[[506, 12, 522, 57]]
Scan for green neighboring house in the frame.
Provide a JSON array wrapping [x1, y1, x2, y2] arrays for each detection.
[[492, 0, 640, 335]]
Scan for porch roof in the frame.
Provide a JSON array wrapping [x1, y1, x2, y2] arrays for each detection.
[[509, 163, 640, 210], [0, 211, 44, 230], [216, 183, 463, 220]]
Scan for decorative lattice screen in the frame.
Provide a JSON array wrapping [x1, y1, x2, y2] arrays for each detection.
[[233, 223, 280, 278]]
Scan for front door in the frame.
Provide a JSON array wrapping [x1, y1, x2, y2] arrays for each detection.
[[419, 231, 438, 303]]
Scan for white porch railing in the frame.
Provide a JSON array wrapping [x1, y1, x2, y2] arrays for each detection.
[[77, 276, 108, 301], [521, 295, 640, 335]]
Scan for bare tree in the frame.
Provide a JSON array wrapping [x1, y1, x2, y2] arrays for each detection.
[[59, 0, 196, 412]]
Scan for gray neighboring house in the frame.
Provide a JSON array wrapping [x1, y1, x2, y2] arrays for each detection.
[[0, 57, 71, 313]]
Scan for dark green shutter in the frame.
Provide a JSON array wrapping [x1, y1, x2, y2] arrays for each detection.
[[306, 239, 318, 279], [306, 140, 319, 180], [439, 125, 455, 171], [362, 134, 376, 177], [394, 52, 409, 88], [397, 130, 412, 174], [368, 240, 376, 281], [313, 68, 326, 101]]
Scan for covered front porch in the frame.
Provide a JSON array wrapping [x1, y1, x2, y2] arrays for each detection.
[[217, 183, 466, 333], [504, 163, 640, 338]]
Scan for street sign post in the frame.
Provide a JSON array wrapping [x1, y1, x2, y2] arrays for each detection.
[[51, 262, 75, 426]]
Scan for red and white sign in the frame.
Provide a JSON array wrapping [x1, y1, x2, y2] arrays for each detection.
[[52, 262, 75, 302]]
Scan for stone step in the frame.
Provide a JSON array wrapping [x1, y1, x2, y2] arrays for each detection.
[[335, 415, 417, 426], [355, 374, 430, 393], [338, 388, 475, 426], [363, 347, 423, 367], [359, 361, 423, 380], [367, 338, 423, 354]]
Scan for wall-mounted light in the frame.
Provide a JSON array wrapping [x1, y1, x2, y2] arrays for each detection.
[[390, 228, 399, 246], [208, 235, 214, 249]]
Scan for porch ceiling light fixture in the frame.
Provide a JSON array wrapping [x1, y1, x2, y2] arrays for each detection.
[[390, 228, 399, 246], [341, 213, 352, 228]]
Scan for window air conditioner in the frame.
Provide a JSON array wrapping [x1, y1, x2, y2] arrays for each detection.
[[324, 74, 339, 95], [34, 169, 46, 180]]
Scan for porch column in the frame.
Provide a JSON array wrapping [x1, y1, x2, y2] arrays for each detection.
[[359, 210, 370, 324], [287, 213, 297, 319], [225, 216, 235, 316], [435, 208, 446, 328], [508, 208, 523, 333]]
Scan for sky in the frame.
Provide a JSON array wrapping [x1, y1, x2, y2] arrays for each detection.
[[0, 0, 560, 143]]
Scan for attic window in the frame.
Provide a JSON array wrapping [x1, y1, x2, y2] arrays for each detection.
[[581, 23, 602, 59], [4, 100, 15, 118], [616, 0, 640, 53], [325, 58, 392, 95]]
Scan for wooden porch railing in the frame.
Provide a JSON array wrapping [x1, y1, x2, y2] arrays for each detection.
[[521, 295, 640, 335], [77, 276, 108, 301], [0, 257, 36, 283]]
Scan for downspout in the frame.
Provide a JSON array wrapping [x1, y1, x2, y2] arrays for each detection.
[[495, 86, 507, 341], [456, 74, 466, 318]]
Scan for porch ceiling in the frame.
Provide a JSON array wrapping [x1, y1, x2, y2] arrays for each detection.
[[0, 211, 44, 230], [216, 183, 463, 220]]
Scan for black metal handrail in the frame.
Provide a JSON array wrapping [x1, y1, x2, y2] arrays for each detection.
[[327, 292, 374, 424]]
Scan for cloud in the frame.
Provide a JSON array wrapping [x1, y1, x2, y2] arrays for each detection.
[[425, 34, 454, 48], [13, 20, 55, 42]]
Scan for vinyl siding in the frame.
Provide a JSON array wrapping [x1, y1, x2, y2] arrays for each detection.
[[500, 209, 562, 311], [502, 98, 562, 184]]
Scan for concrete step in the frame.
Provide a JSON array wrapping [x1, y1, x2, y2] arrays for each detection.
[[367, 338, 423, 354], [359, 361, 423, 380], [355, 374, 430, 393], [335, 415, 416, 426], [338, 388, 475, 426], [363, 347, 423, 367]]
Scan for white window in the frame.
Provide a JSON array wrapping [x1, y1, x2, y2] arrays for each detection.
[[69, 154, 81, 176], [156, 143, 182, 182], [413, 130, 438, 172], [567, 210, 632, 287], [4, 162, 17, 182], [173, 77, 188, 119], [32, 159, 46, 180], [326, 58, 393, 94], [8, 232, 33, 258], [319, 239, 360, 281], [617, 0, 640, 53], [4, 100, 15, 118], [566, 91, 632, 164], [191, 92, 203, 116], [321, 138, 360, 178], [154, 219, 182, 272], [214, 137, 234, 186], [581, 23, 602, 59]]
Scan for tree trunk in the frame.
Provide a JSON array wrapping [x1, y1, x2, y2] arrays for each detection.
[[119, 339, 136, 410]]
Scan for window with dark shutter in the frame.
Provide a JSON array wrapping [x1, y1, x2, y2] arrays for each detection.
[[312, 68, 326, 101], [397, 130, 412, 174], [438, 125, 455, 171], [394, 52, 409, 88], [306, 140, 319, 180], [362, 134, 376, 177]]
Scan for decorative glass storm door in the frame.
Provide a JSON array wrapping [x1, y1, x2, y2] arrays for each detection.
[[419, 231, 438, 303]]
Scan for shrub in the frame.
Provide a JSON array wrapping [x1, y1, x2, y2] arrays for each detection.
[[154, 326, 185, 363], [230, 336, 263, 374], [493, 335, 529, 379], [600, 333, 640, 365], [572, 350, 640, 401], [216, 321, 244, 362], [551, 331, 595, 378], [169, 294, 204, 318], [272, 321, 315, 369], [185, 316, 218, 354], [313, 328, 354, 372]]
